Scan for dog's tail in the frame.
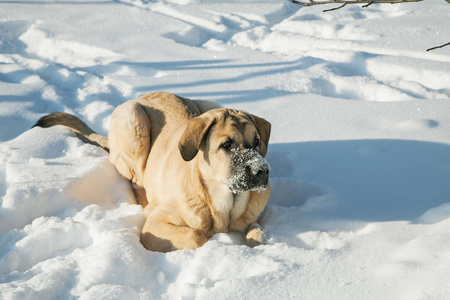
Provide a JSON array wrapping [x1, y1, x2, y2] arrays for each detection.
[[34, 112, 109, 152]]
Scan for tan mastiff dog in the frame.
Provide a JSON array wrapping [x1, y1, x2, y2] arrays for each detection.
[[35, 92, 271, 252]]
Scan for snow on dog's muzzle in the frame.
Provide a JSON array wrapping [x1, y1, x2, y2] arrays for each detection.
[[228, 148, 270, 194]]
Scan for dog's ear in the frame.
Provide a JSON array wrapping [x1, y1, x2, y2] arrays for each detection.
[[179, 115, 216, 161], [250, 114, 271, 157]]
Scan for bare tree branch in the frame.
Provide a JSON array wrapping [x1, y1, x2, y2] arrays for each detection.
[[288, 0, 450, 51], [427, 42, 450, 52], [288, 0, 424, 6], [323, 3, 347, 12], [362, 2, 374, 7]]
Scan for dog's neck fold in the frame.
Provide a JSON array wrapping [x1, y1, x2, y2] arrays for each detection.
[[194, 162, 248, 234]]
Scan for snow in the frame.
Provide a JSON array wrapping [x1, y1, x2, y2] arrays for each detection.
[[1, 0, 450, 299]]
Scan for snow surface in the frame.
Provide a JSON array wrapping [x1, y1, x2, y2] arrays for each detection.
[[1, 0, 450, 299]]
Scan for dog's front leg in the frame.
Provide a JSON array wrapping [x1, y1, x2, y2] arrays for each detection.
[[141, 208, 208, 252], [229, 186, 270, 247], [229, 187, 270, 242]]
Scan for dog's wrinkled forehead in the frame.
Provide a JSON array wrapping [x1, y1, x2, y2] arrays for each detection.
[[215, 109, 256, 134]]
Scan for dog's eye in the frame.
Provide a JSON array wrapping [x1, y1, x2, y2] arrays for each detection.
[[221, 140, 232, 150], [254, 136, 260, 147]]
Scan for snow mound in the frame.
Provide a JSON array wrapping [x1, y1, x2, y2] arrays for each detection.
[[1, 0, 450, 299]]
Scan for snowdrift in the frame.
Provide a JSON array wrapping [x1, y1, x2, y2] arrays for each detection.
[[1, 0, 450, 299]]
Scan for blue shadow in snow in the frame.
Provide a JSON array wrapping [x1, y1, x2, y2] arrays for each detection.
[[267, 139, 450, 223], [114, 57, 325, 104]]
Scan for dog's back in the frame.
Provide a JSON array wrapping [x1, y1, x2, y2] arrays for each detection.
[[33, 94, 222, 154]]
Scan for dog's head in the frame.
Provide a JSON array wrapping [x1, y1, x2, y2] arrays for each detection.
[[179, 108, 271, 194]]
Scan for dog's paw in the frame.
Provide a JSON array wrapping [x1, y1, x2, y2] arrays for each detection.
[[186, 230, 209, 250], [245, 223, 267, 248]]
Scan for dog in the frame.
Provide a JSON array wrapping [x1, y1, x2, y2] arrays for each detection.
[[35, 92, 271, 252]]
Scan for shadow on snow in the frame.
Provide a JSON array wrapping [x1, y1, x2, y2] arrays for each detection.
[[267, 139, 450, 223]]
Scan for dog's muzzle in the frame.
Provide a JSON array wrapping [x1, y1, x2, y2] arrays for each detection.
[[228, 149, 270, 194]]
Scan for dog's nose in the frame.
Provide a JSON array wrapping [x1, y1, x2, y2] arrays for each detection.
[[257, 168, 269, 178], [256, 165, 270, 185], [242, 150, 270, 187], [248, 163, 269, 186]]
